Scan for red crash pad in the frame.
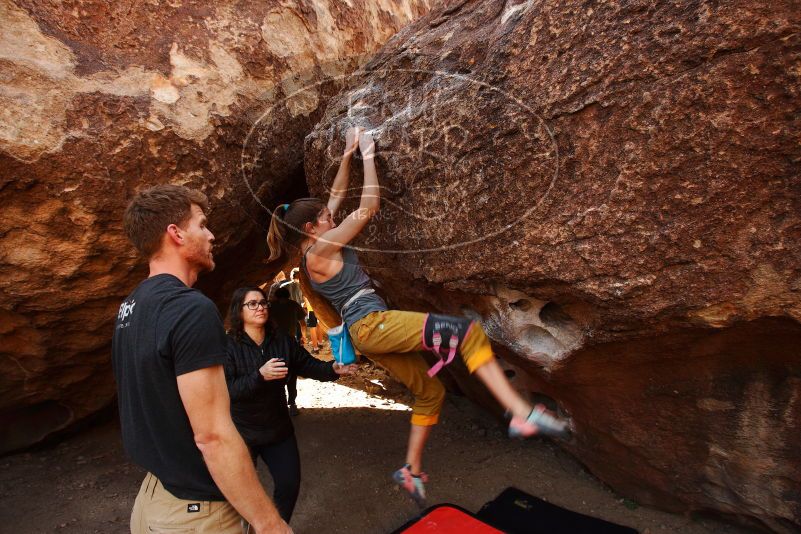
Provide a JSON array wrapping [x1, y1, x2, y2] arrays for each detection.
[[398, 505, 504, 533]]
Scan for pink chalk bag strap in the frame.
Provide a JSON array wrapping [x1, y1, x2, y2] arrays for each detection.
[[421, 313, 473, 377]]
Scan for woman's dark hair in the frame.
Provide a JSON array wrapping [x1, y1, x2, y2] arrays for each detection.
[[226, 286, 268, 341], [266, 197, 327, 262]]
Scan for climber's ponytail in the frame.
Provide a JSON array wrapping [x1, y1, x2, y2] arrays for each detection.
[[266, 203, 290, 262], [266, 198, 327, 262]]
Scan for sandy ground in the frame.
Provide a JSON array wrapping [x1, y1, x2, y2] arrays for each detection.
[[0, 353, 755, 534]]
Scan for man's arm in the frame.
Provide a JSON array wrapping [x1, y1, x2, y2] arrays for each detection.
[[177, 365, 291, 534]]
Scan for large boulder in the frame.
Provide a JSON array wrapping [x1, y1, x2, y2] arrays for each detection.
[[0, 0, 434, 454], [304, 0, 801, 530]]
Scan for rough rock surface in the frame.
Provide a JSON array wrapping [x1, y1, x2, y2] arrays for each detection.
[[304, 0, 801, 531], [0, 0, 433, 454]]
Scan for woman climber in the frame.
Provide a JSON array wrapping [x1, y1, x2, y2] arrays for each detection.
[[266, 126, 570, 504]]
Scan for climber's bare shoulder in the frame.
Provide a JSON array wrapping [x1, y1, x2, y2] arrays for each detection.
[[305, 244, 345, 284]]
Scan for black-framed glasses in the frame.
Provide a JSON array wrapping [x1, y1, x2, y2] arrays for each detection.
[[243, 300, 269, 310]]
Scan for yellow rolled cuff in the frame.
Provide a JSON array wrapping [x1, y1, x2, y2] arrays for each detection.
[[410, 412, 440, 426]]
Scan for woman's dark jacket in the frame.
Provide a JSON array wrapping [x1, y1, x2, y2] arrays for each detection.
[[224, 324, 338, 446]]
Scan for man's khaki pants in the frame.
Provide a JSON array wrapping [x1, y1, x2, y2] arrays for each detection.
[[131, 473, 243, 533]]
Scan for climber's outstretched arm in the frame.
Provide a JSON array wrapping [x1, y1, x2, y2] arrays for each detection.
[[327, 126, 361, 217]]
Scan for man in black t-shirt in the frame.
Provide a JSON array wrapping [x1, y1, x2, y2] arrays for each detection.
[[113, 185, 291, 534]]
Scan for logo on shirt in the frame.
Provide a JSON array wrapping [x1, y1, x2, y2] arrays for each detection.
[[187, 503, 201, 513], [116, 299, 136, 329]]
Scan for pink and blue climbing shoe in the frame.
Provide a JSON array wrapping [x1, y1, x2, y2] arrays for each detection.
[[508, 404, 570, 439], [393, 464, 428, 506]]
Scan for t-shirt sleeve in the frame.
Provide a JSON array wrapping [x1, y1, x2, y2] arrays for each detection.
[[165, 293, 228, 376]]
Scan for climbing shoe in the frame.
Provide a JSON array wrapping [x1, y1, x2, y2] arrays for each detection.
[[508, 404, 570, 439], [393, 464, 428, 506]]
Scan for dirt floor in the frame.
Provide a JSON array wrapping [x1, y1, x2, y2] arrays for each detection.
[[0, 350, 756, 534]]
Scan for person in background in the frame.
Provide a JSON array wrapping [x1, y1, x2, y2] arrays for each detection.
[[113, 184, 290, 534], [280, 268, 307, 344], [267, 271, 286, 302], [281, 268, 304, 306], [304, 296, 323, 354], [269, 287, 307, 416], [224, 286, 356, 522]]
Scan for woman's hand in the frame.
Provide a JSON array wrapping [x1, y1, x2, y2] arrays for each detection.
[[358, 130, 375, 159], [343, 126, 361, 158], [332, 362, 358, 375], [259, 358, 288, 381]]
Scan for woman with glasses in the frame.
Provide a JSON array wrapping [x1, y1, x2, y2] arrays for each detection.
[[223, 286, 356, 522], [265, 127, 570, 505]]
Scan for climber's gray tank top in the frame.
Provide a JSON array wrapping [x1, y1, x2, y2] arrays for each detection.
[[302, 246, 388, 326]]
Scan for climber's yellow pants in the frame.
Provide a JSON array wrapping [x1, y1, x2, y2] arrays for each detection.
[[349, 310, 495, 426]]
